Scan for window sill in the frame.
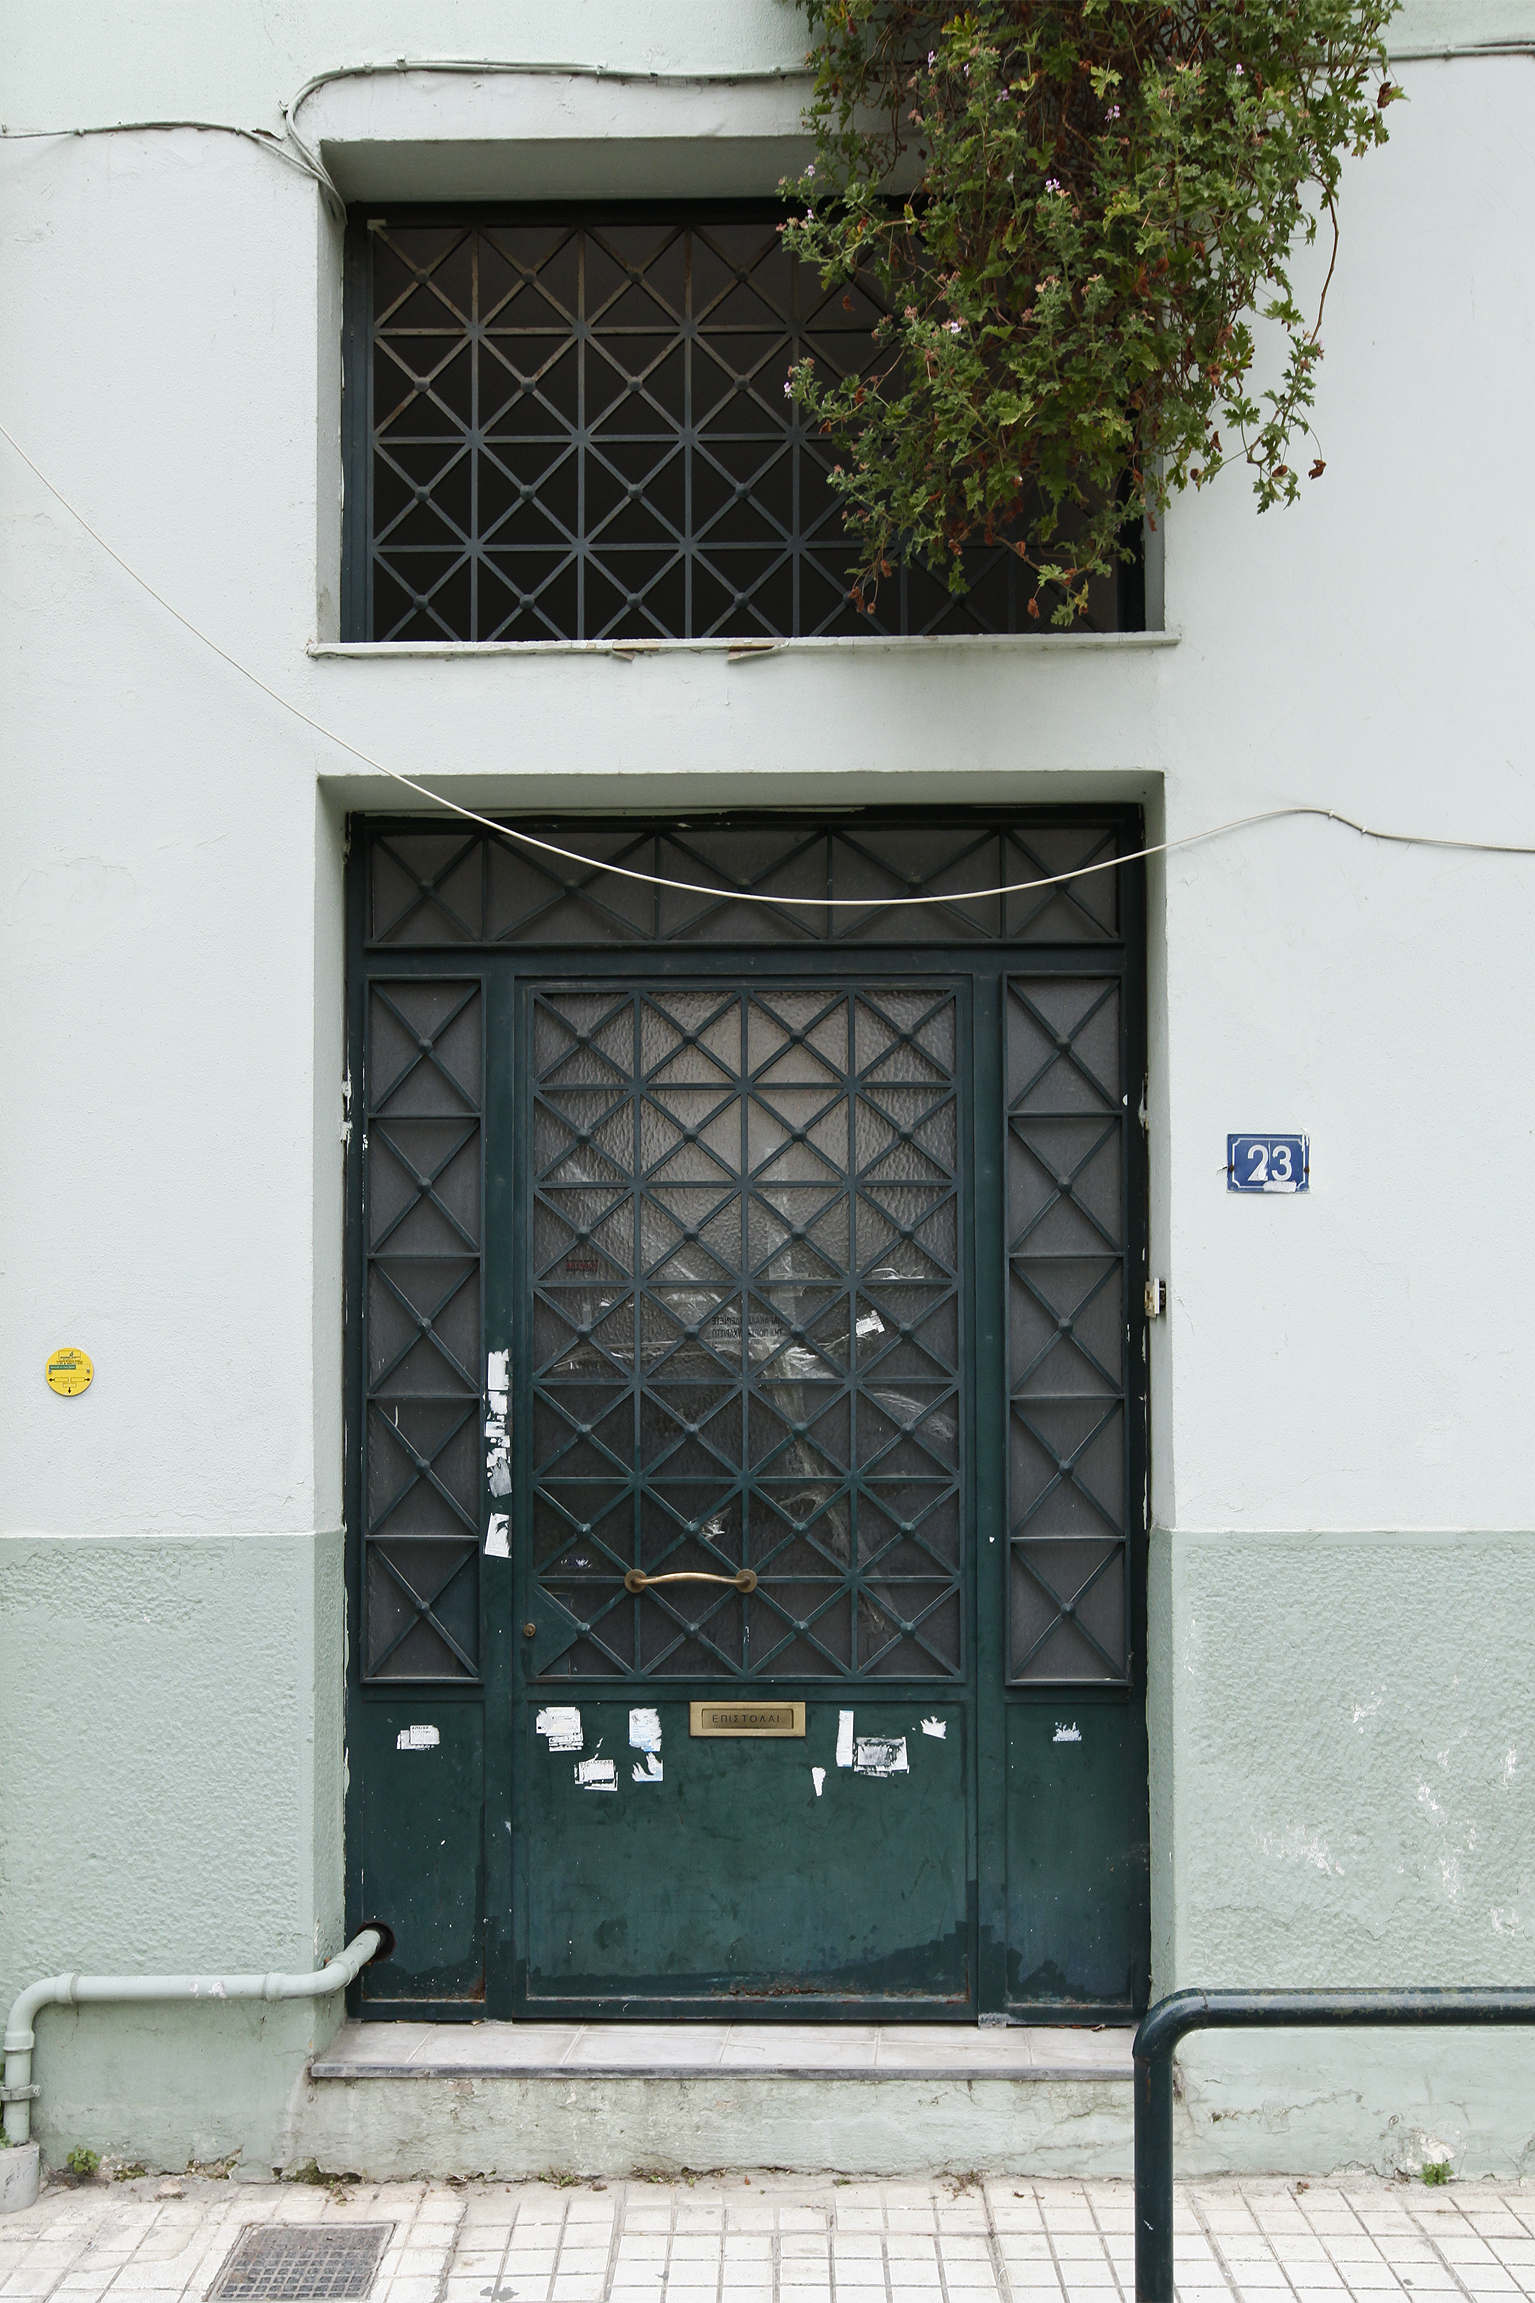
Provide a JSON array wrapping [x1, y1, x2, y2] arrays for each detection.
[[308, 630, 1180, 663]]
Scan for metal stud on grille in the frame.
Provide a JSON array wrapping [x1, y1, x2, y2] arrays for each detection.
[[208, 2226, 393, 2302]]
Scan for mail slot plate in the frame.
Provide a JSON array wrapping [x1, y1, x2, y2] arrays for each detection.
[[689, 1701, 806, 1739]]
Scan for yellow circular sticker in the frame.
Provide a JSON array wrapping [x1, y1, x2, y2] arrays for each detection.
[[46, 1348, 93, 1398]]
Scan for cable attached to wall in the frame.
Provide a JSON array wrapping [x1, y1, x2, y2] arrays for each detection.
[[3, 39, 1526, 224], [1, 415, 1533, 905]]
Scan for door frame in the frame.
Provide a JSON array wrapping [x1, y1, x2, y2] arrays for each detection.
[[342, 810, 1150, 2024]]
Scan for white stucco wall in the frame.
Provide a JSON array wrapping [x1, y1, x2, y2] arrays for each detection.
[[2, 0, 1533, 2174]]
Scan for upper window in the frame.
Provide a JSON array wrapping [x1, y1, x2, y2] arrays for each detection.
[[343, 208, 1142, 645]]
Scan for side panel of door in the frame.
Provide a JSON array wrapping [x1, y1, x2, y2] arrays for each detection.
[[354, 1700, 486, 2008], [1003, 1698, 1149, 2009]]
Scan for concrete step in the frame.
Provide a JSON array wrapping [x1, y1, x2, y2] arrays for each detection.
[[291, 2022, 1135, 2181]]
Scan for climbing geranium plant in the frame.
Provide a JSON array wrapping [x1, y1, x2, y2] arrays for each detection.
[[783, 0, 1402, 623]]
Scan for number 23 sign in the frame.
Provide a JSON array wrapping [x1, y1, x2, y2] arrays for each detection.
[[1227, 1134, 1309, 1194]]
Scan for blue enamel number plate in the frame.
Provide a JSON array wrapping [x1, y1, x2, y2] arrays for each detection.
[[1227, 1134, 1309, 1194]]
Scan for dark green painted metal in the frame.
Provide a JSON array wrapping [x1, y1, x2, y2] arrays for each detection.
[[1133, 1990, 1535, 2303], [524, 982, 967, 1684], [482, 968, 517, 2017], [1005, 1698, 1149, 2012], [524, 1699, 968, 2008], [343, 809, 1150, 2023], [354, 1701, 486, 2008], [971, 975, 1009, 2015]]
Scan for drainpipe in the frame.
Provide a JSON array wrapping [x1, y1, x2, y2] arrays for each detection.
[[1, 1925, 392, 2150]]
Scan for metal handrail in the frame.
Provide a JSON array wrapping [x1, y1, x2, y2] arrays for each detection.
[[1133, 1987, 1535, 2303]]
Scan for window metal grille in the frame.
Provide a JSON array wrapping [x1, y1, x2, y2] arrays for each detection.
[[347, 212, 1139, 642], [1004, 975, 1130, 1683], [366, 814, 1124, 949], [529, 984, 964, 1680], [362, 978, 483, 1680]]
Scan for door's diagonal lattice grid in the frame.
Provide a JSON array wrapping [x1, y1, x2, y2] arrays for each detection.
[[355, 214, 1135, 643], [362, 977, 484, 1680], [1004, 975, 1130, 1682], [368, 816, 1122, 950], [529, 984, 965, 1679]]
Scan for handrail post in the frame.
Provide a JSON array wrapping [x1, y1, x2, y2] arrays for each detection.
[[1134, 2035, 1175, 2303]]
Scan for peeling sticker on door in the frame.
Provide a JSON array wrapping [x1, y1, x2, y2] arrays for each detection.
[[921, 1717, 947, 1739], [811, 1766, 826, 1797], [629, 1707, 662, 1754], [1053, 1722, 1082, 1743], [575, 1756, 617, 1792], [536, 1706, 583, 1752], [836, 1710, 855, 1768], [854, 1735, 909, 1777], [487, 1350, 509, 1390], [632, 1753, 664, 1784], [396, 1724, 439, 1752], [484, 1514, 510, 1559]]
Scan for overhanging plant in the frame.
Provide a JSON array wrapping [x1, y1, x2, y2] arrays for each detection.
[[782, 0, 1402, 624]]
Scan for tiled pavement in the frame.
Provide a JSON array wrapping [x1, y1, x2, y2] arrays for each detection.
[[3, 2172, 1535, 2303]]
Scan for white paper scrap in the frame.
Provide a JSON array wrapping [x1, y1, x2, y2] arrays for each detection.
[[855, 1311, 886, 1338], [811, 1766, 826, 1798], [536, 1705, 583, 1752], [575, 1756, 617, 1792], [396, 1724, 439, 1752], [485, 1411, 507, 1441], [488, 1455, 511, 1497], [854, 1735, 909, 1777], [629, 1707, 662, 1753], [1053, 1722, 1082, 1744], [484, 1515, 510, 1560], [632, 1753, 664, 1784], [836, 1709, 855, 1768], [488, 1387, 508, 1421], [920, 1716, 947, 1739], [487, 1350, 510, 1390]]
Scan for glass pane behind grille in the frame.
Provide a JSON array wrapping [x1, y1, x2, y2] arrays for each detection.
[[1004, 976, 1130, 1683], [530, 986, 965, 1680], [362, 215, 1136, 642]]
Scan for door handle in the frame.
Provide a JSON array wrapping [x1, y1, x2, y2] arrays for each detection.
[[624, 1567, 758, 1594]]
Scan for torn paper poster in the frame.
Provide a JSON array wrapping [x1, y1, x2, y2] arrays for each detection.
[[855, 1310, 886, 1339], [836, 1710, 855, 1768], [396, 1724, 439, 1752], [487, 1386, 508, 1422], [1053, 1722, 1082, 1743], [575, 1756, 617, 1792], [855, 1735, 909, 1777], [811, 1767, 826, 1798], [487, 1350, 509, 1391], [487, 1451, 511, 1497], [629, 1707, 662, 1753], [485, 1410, 507, 1442], [484, 1515, 510, 1559], [632, 1753, 664, 1784], [536, 1706, 583, 1752], [920, 1716, 947, 1739]]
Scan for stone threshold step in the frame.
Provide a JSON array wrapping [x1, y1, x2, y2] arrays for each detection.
[[312, 2018, 1134, 2083]]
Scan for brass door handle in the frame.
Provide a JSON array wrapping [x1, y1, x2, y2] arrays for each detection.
[[624, 1567, 757, 1595]]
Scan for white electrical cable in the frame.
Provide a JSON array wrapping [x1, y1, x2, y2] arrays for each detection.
[[2, 416, 1533, 904]]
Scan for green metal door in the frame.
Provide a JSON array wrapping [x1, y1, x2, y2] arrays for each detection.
[[517, 980, 973, 2011], [344, 811, 1150, 2025]]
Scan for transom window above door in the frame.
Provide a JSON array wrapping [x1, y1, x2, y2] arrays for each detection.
[[342, 210, 1142, 644]]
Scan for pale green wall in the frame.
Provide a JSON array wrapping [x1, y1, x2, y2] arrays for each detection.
[[1151, 1531, 1535, 2175], [0, 1535, 345, 2174]]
